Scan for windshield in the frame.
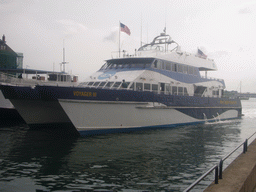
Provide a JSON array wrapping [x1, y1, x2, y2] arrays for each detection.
[[99, 58, 154, 71]]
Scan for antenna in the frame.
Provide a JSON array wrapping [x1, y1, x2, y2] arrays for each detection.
[[140, 13, 142, 47], [164, 2, 167, 52], [164, 2, 167, 34], [60, 39, 69, 72]]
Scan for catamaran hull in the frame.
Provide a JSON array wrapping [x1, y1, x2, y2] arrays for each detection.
[[58, 99, 240, 136], [1, 85, 241, 137], [0, 91, 25, 125], [8, 99, 79, 136]]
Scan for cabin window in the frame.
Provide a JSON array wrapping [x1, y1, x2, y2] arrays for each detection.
[[100, 63, 108, 70], [136, 63, 146, 68], [153, 60, 158, 68], [105, 81, 114, 88], [136, 82, 143, 91], [166, 62, 171, 70], [160, 83, 165, 92], [213, 90, 219, 96], [177, 65, 183, 73], [156, 60, 162, 69], [145, 63, 151, 68], [78, 82, 89, 87], [194, 86, 207, 97], [172, 86, 177, 95], [116, 64, 123, 69], [129, 82, 134, 90], [105, 64, 110, 69], [93, 82, 100, 87], [188, 66, 194, 75], [172, 64, 177, 72], [123, 64, 130, 68], [183, 66, 188, 74], [178, 87, 183, 95], [108, 64, 114, 69], [184, 87, 188, 96], [152, 84, 158, 92], [144, 83, 150, 91], [165, 84, 171, 94], [88, 82, 94, 86], [112, 82, 121, 88], [131, 64, 136, 68], [160, 61, 165, 70], [98, 82, 106, 87]]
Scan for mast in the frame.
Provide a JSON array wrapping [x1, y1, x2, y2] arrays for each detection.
[[60, 39, 69, 72]]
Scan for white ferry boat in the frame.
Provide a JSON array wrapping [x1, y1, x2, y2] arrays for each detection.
[[0, 33, 242, 136]]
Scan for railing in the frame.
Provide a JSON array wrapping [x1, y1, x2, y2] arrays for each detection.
[[183, 131, 256, 192], [0, 72, 78, 87], [201, 75, 224, 83]]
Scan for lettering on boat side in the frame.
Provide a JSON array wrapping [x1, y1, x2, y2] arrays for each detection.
[[220, 100, 237, 105], [73, 91, 97, 97]]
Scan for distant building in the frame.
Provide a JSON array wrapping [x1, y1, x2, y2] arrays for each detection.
[[16, 52, 24, 69], [0, 35, 23, 69]]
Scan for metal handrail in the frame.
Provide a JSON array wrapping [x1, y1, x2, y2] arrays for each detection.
[[183, 165, 218, 192], [184, 131, 256, 192]]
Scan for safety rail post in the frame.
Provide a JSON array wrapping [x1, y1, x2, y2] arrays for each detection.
[[219, 159, 223, 179], [214, 166, 218, 184], [243, 139, 248, 153]]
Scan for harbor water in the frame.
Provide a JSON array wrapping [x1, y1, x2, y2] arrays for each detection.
[[0, 99, 256, 192]]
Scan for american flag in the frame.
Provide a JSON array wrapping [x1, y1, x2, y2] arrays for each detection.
[[120, 22, 131, 36], [197, 48, 207, 59]]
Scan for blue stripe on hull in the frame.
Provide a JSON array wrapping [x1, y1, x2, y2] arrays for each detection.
[[78, 117, 240, 137]]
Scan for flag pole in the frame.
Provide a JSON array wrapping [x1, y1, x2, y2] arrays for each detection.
[[140, 13, 142, 47], [119, 21, 120, 58]]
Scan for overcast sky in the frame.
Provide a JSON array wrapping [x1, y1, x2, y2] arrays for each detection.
[[1, 0, 256, 92]]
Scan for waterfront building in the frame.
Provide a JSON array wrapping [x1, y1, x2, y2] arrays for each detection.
[[0, 35, 23, 70]]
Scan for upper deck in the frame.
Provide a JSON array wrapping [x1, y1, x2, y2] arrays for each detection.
[[112, 32, 217, 71]]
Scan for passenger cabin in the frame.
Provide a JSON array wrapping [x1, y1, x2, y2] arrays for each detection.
[[80, 33, 225, 98]]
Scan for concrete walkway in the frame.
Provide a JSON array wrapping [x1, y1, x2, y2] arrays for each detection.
[[204, 139, 256, 192]]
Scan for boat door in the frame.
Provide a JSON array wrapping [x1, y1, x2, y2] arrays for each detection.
[[160, 83, 165, 94]]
